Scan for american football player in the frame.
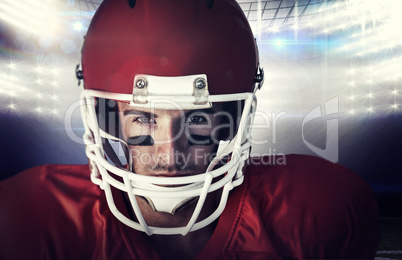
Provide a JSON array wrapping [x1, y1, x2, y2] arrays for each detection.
[[0, 0, 380, 259]]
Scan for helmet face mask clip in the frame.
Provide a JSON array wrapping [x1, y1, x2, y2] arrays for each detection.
[[79, 0, 263, 236], [130, 74, 210, 109]]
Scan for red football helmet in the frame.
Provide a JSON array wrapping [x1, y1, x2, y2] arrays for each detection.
[[78, 0, 263, 235]]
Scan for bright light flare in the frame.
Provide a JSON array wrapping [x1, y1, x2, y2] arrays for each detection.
[[313, 0, 402, 61], [0, 0, 60, 36], [51, 68, 59, 75], [0, 73, 33, 98], [73, 22, 83, 31], [275, 39, 283, 47], [36, 66, 45, 73]]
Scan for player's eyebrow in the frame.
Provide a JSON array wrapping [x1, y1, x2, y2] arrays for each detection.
[[123, 109, 156, 118]]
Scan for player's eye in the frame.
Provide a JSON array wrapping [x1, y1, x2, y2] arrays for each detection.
[[133, 117, 156, 124], [187, 115, 207, 124]]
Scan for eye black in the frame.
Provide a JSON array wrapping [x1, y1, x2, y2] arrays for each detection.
[[127, 135, 154, 146], [188, 134, 213, 145]]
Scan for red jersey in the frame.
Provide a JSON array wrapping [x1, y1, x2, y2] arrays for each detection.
[[0, 154, 380, 259]]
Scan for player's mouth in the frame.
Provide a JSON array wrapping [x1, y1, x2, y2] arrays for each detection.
[[151, 172, 193, 178]]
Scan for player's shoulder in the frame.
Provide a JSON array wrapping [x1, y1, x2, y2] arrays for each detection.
[[14, 163, 90, 179], [240, 154, 380, 258], [1, 164, 91, 189], [0, 163, 94, 207], [246, 153, 365, 186], [0, 163, 96, 212], [244, 153, 376, 208], [247, 153, 350, 175], [0, 164, 99, 259]]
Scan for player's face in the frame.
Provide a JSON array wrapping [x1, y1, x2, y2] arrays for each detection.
[[117, 102, 224, 177]]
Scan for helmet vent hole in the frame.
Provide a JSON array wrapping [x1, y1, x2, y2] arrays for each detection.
[[206, 0, 214, 10], [128, 0, 136, 8]]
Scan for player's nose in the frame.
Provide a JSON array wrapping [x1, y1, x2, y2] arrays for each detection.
[[154, 120, 188, 165]]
